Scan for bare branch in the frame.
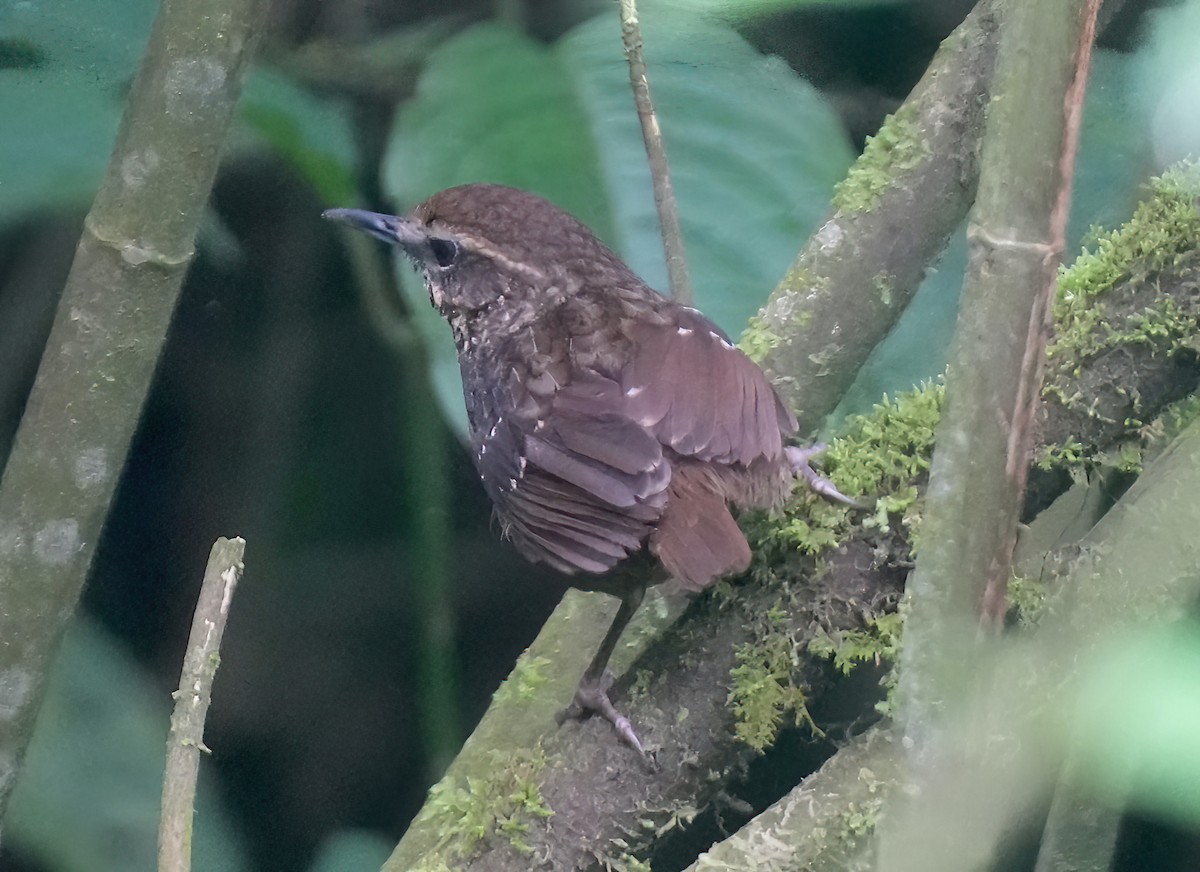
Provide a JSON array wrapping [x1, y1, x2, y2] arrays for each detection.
[[158, 537, 246, 872], [619, 0, 693, 304]]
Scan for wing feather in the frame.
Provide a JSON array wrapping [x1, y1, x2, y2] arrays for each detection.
[[622, 308, 795, 465], [472, 304, 794, 580]]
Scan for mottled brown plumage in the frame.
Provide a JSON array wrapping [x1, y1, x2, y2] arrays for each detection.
[[325, 184, 810, 751]]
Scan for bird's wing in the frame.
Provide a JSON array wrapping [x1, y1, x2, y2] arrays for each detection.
[[476, 373, 670, 575], [474, 307, 795, 579], [619, 307, 797, 466]]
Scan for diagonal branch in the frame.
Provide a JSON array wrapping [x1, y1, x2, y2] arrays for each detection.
[[0, 0, 268, 818]]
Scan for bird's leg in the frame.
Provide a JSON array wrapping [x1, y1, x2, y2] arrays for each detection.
[[556, 583, 647, 753], [786, 444, 862, 507]]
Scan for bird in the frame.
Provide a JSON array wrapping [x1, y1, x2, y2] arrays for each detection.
[[324, 184, 849, 752]]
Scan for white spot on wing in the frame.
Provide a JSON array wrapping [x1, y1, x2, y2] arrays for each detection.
[[625, 385, 644, 397], [677, 327, 693, 336]]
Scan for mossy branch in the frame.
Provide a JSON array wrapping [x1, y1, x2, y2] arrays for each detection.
[[386, 158, 1199, 871], [681, 406, 1200, 870], [745, 0, 1000, 433]]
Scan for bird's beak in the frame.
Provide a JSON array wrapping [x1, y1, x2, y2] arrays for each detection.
[[322, 208, 427, 250]]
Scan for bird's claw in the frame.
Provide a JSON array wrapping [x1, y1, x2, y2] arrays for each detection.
[[786, 444, 863, 508], [557, 670, 645, 754]]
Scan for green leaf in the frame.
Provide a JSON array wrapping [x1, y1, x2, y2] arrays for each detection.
[[384, 13, 854, 436], [234, 68, 358, 206], [0, 0, 157, 222], [1072, 623, 1200, 828], [307, 829, 395, 872], [0, 0, 356, 224]]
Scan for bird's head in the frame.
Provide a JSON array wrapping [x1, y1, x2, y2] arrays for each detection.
[[324, 184, 637, 317]]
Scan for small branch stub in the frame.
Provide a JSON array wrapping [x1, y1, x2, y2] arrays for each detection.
[[158, 537, 246, 872]]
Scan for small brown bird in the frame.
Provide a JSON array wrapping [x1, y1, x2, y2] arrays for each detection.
[[325, 184, 845, 751]]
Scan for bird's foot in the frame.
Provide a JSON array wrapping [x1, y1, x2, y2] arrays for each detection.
[[556, 670, 644, 754], [786, 444, 863, 507]]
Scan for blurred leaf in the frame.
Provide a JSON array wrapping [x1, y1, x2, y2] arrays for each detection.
[[6, 616, 249, 872], [306, 828, 395, 872], [650, 0, 907, 18], [559, 14, 853, 329], [1132, 0, 1200, 170], [1072, 622, 1200, 828], [385, 13, 854, 437], [0, 0, 157, 223], [0, 0, 355, 225], [235, 67, 358, 205], [1072, 50, 1153, 245], [386, 24, 616, 240]]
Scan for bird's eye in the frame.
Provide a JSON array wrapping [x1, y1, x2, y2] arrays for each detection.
[[428, 237, 459, 268]]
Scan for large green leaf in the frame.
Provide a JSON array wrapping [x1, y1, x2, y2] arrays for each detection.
[[1072, 623, 1200, 828], [652, 0, 909, 19], [385, 12, 854, 436], [234, 68, 358, 206], [0, 0, 355, 225], [0, 0, 157, 222]]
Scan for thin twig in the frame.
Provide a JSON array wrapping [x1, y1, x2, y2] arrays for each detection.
[[158, 537, 246, 872], [619, 0, 693, 304]]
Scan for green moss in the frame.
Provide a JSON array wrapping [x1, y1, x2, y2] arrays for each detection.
[[832, 102, 930, 213], [739, 269, 826, 363], [728, 629, 820, 752], [838, 798, 883, 839], [604, 853, 654, 872], [740, 312, 786, 364], [1049, 162, 1200, 369], [1165, 395, 1200, 439], [493, 653, 552, 703], [874, 272, 895, 307], [809, 612, 904, 716], [1041, 165, 1200, 469], [750, 381, 943, 560], [415, 748, 553, 864], [732, 387, 942, 742], [1008, 573, 1051, 626]]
